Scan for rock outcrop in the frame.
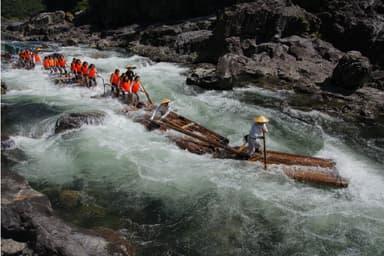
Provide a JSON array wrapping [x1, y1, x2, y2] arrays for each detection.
[[331, 51, 372, 90], [1, 169, 135, 256], [292, 0, 384, 66], [55, 111, 106, 134], [1, 80, 8, 95], [187, 36, 343, 90]]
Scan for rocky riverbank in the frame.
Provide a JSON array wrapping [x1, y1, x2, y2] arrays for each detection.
[[2, 0, 383, 124], [1, 154, 135, 256], [1, 1, 384, 253]]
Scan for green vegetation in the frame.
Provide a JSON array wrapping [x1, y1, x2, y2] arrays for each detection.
[[42, 0, 83, 12], [1, 0, 45, 19], [1, 0, 88, 19]]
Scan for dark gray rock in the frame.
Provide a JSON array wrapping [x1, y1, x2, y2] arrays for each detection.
[[96, 39, 110, 50], [186, 63, 220, 89], [64, 38, 79, 46], [55, 111, 106, 134], [332, 51, 372, 90], [293, 0, 384, 66], [1, 169, 134, 256], [211, 1, 320, 58], [2, 80, 8, 95], [1, 136, 16, 151], [29, 11, 66, 26], [175, 30, 213, 55]]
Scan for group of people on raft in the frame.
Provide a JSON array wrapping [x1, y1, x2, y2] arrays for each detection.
[[43, 54, 68, 74], [108, 65, 146, 106], [69, 58, 98, 87], [16, 49, 269, 158], [17, 48, 42, 69]]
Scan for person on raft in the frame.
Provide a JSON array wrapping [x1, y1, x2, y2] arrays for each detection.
[[247, 115, 269, 156], [87, 64, 97, 87], [150, 98, 172, 120], [125, 65, 135, 81], [109, 69, 120, 96], [130, 75, 144, 107]]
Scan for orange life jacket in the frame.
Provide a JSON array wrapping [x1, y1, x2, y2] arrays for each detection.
[[43, 59, 50, 68], [76, 63, 82, 73], [110, 73, 119, 85], [25, 51, 31, 59], [131, 81, 141, 93], [59, 58, 66, 68], [122, 80, 131, 92], [48, 58, 54, 67], [71, 62, 76, 72], [82, 65, 88, 75], [88, 67, 96, 78], [34, 54, 41, 63]]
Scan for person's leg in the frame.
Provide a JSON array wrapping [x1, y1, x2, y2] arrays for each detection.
[[247, 136, 255, 156]]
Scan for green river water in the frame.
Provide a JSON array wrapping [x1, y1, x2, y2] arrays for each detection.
[[1, 43, 384, 255]]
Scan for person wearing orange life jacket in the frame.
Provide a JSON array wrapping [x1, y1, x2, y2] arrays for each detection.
[[130, 75, 144, 107], [48, 56, 55, 71], [109, 69, 120, 96], [43, 56, 50, 70], [70, 58, 76, 74], [81, 62, 89, 85], [75, 59, 82, 79], [87, 64, 97, 87], [24, 49, 31, 60], [121, 75, 131, 102], [58, 55, 67, 74], [33, 49, 41, 65], [116, 74, 126, 97]]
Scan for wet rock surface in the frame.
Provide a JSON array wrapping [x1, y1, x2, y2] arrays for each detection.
[[55, 111, 106, 134], [331, 51, 372, 90], [1, 80, 8, 94], [1, 169, 135, 256]]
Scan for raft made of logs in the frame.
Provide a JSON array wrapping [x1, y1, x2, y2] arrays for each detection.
[[44, 68, 349, 188]]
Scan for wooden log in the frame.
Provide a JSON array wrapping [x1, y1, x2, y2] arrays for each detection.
[[159, 118, 241, 155], [282, 167, 349, 188]]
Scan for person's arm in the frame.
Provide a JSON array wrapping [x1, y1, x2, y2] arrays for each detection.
[[150, 106, 160, 120], [262, 123, 268, 133], [160, 105, 171, 119]]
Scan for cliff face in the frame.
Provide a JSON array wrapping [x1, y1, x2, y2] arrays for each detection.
[[292, 0, 384, 66], [86, 0, 250, 27]]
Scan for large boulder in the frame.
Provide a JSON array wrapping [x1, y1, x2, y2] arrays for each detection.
[[1, 169, 134, 256], [55, 111, 106, 134], [186, 63, 220, 89], [1, 81, 8, 95], [331, 51, 372, 90], [211, 1, 320, 58], [189, 35, 343, 90], [292, 0, 384, 66], [29, 11, 66, 26], [1, 136, 16, 151], [1, 239, 28, 256]]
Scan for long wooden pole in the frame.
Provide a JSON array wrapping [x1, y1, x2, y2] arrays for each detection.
[[263, 130, 267, 170], [141, 83, 153, 105], [160, 118, 241, 155]]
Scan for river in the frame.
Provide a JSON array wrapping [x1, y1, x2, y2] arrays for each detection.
[[2, 44, 384, 255]]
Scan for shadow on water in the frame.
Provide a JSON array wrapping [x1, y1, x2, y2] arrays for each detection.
[[1, 96, 63, 137], [30, 174, 288, 256]]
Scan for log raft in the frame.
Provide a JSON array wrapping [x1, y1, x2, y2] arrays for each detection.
[[45, 71, 349, 188]]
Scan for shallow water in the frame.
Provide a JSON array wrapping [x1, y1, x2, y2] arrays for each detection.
[[2, 44, 384, 255]]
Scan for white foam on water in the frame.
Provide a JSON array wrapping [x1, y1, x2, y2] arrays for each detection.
[[3, 45, 384, 255]]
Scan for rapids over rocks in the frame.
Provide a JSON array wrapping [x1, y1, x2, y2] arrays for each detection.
[[2, 44, 384, 255]]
